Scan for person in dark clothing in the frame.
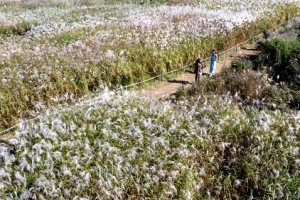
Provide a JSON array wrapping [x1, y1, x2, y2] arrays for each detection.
[[194, 58, 203, 82], [263, 30, 270, 39]]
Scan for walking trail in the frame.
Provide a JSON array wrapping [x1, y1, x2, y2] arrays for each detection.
[[141, 17, 300, 99], [142, 48, 260, 99]]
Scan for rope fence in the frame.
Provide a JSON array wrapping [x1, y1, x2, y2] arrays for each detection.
[[0, 18, 294, 137]]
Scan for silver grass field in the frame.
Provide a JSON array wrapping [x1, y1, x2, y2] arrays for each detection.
[[1, 0, 300, 199]]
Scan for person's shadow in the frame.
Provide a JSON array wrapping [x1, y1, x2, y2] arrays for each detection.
[[168, 79, 190, 84], [187, 70, 209, 77], [167, 72, 210, 84]]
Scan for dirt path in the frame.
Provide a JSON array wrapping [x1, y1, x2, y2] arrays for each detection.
[[141, 17, 300, 99], [141, 49, 260, 98]]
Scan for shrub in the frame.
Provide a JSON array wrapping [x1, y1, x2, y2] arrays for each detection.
[[231, 58, 253, 72], [255, 38, 300, 91], [187, 67, 266, 102]]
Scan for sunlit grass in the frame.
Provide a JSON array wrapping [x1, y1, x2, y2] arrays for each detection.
[[0, 2, 300, 198], [1, 88, 300, 199], [0, 1, 299, 129]]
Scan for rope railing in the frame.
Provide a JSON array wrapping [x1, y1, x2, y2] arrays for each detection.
[[0, 18, 294, 136]]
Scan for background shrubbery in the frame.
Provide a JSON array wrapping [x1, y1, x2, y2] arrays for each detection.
[[256, 38, 300, 89]]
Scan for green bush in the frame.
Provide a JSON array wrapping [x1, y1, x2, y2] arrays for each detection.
[[256, 38, 300, 88], [231, 58, 253, 72]]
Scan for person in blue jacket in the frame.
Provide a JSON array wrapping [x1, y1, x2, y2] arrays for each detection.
[[209, 50, 217, 77]]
